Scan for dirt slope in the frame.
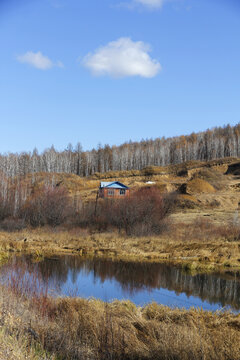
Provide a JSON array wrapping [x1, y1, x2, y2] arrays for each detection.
[[11, 157, 240, 224]]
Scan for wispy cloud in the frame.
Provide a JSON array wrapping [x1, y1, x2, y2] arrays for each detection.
[[82, 37, 161, 79], [119, 0, 185, 11], [134, 0, 166, 8], [16, 51, 64, 70]]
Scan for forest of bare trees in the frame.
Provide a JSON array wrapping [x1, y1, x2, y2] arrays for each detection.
[[0, 124, 240, 179]]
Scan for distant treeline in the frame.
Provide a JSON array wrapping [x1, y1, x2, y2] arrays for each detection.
[[1, 123, 240, 178]]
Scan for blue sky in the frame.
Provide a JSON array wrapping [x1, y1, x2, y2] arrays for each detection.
[[0, 0, 239, 152]]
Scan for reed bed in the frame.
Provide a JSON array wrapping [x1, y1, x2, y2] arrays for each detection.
[[0, 277, 239, 360]]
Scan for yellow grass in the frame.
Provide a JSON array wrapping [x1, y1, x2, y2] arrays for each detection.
[[0, 282, 239, 360], [0, 329, 54, 360], [0, 216, 240, 271], [184, 178, 216, 194]]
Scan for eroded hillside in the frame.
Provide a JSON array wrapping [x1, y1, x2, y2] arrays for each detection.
[[8, 157, 240, 226]]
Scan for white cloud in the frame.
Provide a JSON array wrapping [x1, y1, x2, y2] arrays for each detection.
[[122, 0, 184, 10], [134, 0, 165, 8], [17, 51, 63, 70], [82, 38, 161, 78]]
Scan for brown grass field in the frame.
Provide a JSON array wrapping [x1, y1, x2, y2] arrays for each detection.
[[0, 281, 240, 360], [1, 157, 240, 270], [1, 158, 240, 359], [0, 216, 240, 272]]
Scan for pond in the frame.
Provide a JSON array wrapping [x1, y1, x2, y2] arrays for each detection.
[[1, 255, 240, 312]]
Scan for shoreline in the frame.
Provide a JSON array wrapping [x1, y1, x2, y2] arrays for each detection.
[[0, 227, 240, 359], [0, 227, 240, 274]]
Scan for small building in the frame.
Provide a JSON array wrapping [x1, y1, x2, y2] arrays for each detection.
[[99, 181, 130, 199]]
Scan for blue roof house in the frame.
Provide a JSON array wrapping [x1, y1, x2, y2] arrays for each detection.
[[99, 181, 130, 198]]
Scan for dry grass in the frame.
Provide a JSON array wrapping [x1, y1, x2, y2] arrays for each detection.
[[0, 329, 54, 360], [192, 168, 226, 189], [0, 280, 240, 360], [0, 216, 239, 271], [174, 194, 200, 209], [182, 178, 216, 194]]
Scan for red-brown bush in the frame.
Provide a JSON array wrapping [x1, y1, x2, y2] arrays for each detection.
[[80, 187, 174, 236], [21, 186, 73, 227]]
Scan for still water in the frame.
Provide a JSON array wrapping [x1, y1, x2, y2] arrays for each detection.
[[1, 255, 240, 312]]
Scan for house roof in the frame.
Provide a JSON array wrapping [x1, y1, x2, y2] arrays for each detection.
[[100, 181, 129, 189]]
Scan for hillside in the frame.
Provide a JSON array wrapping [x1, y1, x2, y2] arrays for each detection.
[[0, 157, 240, 271], [8, 157, 240, 226]]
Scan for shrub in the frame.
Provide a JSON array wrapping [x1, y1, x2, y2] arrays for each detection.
[[0, 194, 12, 221], [0, 218, 26, 232], [21, 186, 73, 227], [81, 187, 174, 236], [111, 187, 172, 235]]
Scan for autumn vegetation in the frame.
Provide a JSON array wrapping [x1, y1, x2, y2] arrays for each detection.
[[0, 268, 240, 360], [0, 167, 239, 359], [0, 154, 239, 269], [21, 186, 73, 227], [0, 126, 240, 359], [0, 175, 174, 237], [80, 187, 174, 236], [0, 123, 240, 178]]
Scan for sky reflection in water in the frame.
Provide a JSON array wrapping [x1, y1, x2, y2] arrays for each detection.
[[2, 256, 240, 312]]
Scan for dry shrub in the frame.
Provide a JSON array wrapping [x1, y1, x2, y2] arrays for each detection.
[[80, 187, 174, 236], [178, 217, 240, 242], [0, 218, 26, 232], [0, 194, 12, 221], [141, 166, 156, 178], [21, 186, 74, 227]]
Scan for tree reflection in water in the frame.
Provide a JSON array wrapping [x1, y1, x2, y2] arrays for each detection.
[[2, 256, 240, 310]]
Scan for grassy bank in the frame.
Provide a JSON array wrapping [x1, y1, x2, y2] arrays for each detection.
[[0, 216, 240, 272], [0, 280, 240, 360]]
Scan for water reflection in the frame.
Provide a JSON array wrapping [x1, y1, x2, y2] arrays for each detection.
[[2, 255, 240, 311]]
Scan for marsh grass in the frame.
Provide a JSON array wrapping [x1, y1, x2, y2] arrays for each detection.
[[0, 248, 240, 359], [0, 270, 240, 360], [0, 215, 239, 271]]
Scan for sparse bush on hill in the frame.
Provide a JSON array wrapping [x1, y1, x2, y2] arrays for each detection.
[[0, 177, 175, 234], [21, 186, 74, 227], [79, 187, 174, 236]]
